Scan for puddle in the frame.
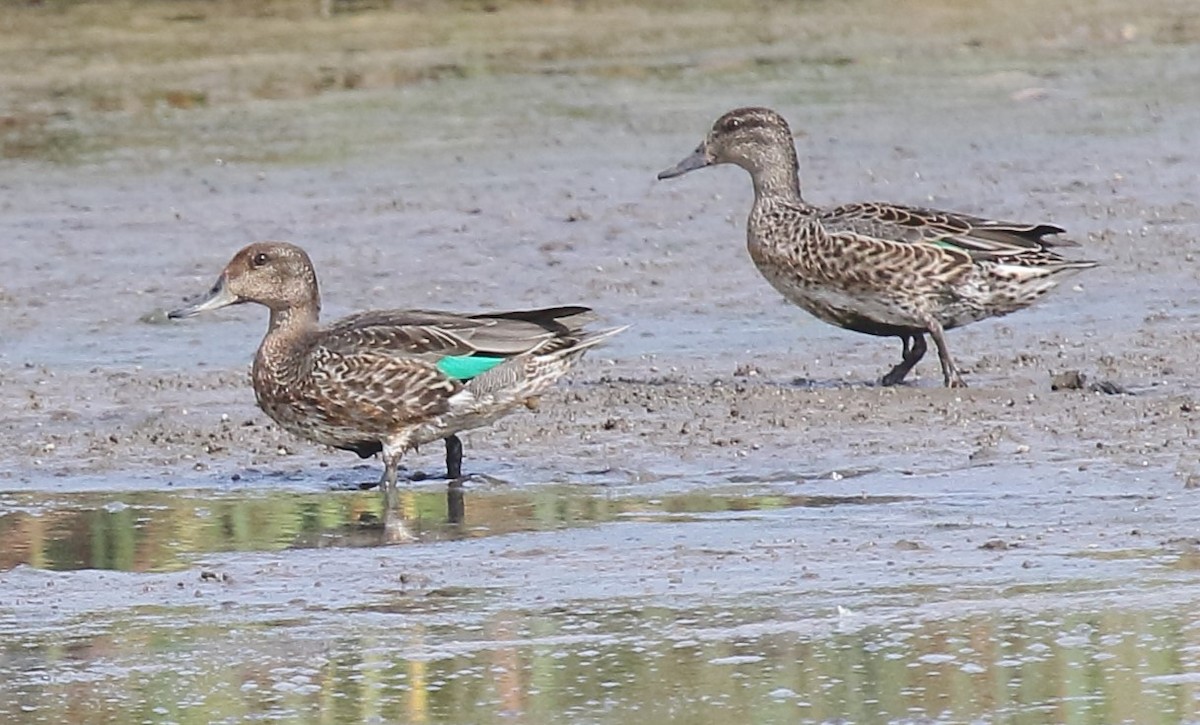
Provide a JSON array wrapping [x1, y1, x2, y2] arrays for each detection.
[[1, 470, 1196, 723], [0, 485, 912, 572]]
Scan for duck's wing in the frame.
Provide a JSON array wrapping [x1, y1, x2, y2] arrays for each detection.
[[306, 347, 460, 425], [818, 202, 1076, 260], [319, 314, 479, 359], [470, 306, 594, 332], [318, 306, 596, 381]]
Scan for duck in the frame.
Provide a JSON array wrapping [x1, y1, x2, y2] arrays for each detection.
[[168, 241, 623, 488], [657, 106, 1097, 387]]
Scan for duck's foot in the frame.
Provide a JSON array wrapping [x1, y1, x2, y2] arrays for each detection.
[[946, 374, 968, 389], [449, 472, 507, 486], [395, 469, 498, 486], [403, 469, 455, 483], [880, 334, 927, 387], [375, 467, 476, 484], [337, 471, 497, 490], [880, 367, 911, 387], [325, 478, 381, 492]]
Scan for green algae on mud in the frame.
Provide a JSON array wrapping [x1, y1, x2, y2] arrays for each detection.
[[2, 0, 1198, 166]]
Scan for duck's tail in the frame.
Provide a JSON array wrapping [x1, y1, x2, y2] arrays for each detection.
[[1044, 259, 1100, 273], [546, 325, 629, 357], [993, 256, 1098, 282], [463, 325, 627, 399], [990, 247, 1098, 273], [985, 257, 1097, 313]]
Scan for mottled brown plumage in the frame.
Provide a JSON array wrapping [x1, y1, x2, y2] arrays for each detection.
[[169, 242, 622, 487], [658, 107, 1096, 387]]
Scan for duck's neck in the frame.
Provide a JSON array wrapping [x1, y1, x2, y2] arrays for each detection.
[[744, 144, 805, 205], [266, 301, 320, 336], [257, 297, 321, 380]]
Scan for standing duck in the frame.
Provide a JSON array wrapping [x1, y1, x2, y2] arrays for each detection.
[[657, 107, 1096, 387], [169, 242, 622, 488]]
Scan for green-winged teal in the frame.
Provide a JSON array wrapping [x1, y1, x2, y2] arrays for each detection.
[[169, 241, 622, 488], [658, 107, 1097, 387]]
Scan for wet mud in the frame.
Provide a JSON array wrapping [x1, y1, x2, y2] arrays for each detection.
[[3, 1, 1200, 722]]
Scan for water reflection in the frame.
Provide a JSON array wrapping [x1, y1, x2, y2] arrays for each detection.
[[0, 485, 905, 572], [1, 603, 1197, 724]]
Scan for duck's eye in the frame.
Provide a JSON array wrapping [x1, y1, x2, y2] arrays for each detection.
[[719, 117, 744, 134], [251, 252, 269, 267]]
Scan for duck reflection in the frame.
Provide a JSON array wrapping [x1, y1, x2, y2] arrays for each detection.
[[0, 483, 482, 571], [374, 484, 466, 545]]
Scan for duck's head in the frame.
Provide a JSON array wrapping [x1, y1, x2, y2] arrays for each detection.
[[657, 107, 796, 180], [169, 241, 320, 319]]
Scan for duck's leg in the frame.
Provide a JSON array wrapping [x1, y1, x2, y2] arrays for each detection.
[[880, 334, 928, 386], [444, 434, 463, 479], [379, 452, 401, 490], [923, 318, 967, 388], [379, 434, 411, 490]]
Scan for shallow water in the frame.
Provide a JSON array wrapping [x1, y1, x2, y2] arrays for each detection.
[[3, 470, 1200, 723], [0, 481, 904, 572], [3, 600, 1199, 724]]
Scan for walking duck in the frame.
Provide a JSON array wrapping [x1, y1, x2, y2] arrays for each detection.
[[658, 107, 1096, 387], [169, 242, 622, 488]]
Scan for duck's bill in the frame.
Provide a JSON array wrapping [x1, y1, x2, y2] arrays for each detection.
[[656, 145, 710, 180], [167, 275, 239, 319]]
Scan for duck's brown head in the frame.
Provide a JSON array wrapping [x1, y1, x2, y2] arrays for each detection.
[[657, 107, 798, 184], [169, 241, 320, 320]]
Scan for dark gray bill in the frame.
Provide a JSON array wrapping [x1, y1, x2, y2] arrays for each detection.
[[167, 275, 239, 319], [656, 145, 711, 180]]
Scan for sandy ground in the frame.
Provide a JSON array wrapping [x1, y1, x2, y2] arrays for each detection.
[[2, 1, 1200, 721]]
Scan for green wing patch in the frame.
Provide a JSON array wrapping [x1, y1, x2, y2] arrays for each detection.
[[436, 354, 506, 381]]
